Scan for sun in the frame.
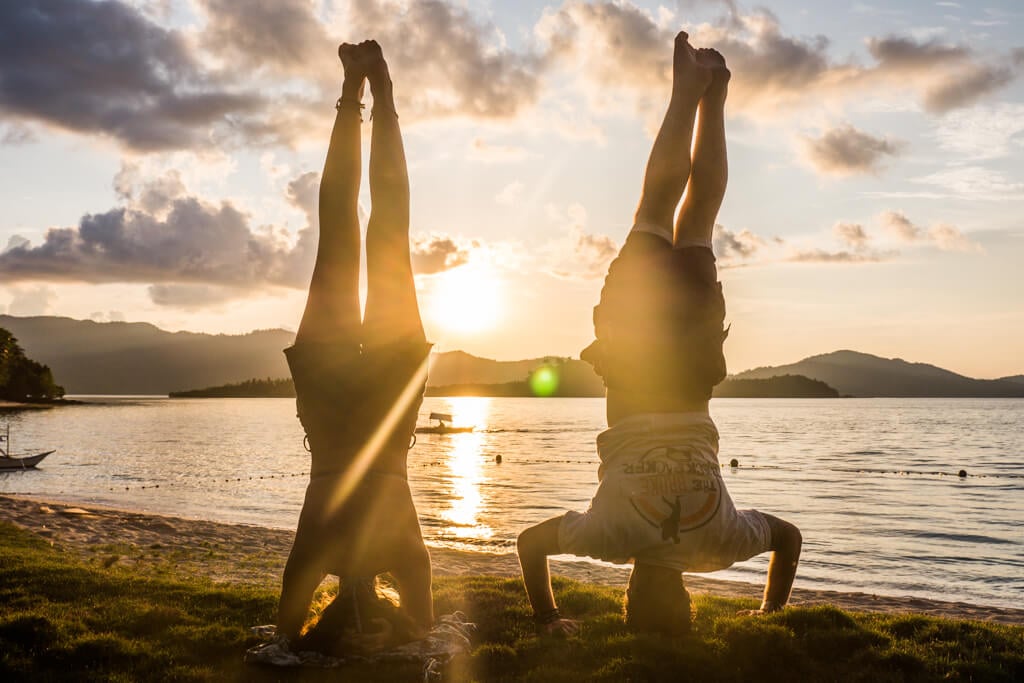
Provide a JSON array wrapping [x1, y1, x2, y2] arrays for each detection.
[[428, 265, 503, 335]]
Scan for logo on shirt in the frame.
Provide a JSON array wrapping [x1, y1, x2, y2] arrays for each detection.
[[627, 445, 722, 541]]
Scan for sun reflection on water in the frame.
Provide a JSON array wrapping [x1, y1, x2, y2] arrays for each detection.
[[439, 397, 493, 542]]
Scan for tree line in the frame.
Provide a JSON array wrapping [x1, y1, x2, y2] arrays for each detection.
[[0, 328, 64, 402]]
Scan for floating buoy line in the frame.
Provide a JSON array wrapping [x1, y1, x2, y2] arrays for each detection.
[[103, 457, 1018, 493]]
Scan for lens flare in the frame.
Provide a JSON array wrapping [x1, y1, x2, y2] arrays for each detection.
[[529, 365, 559, 397]]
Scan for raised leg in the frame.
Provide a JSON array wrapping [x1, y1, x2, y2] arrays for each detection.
[[295, 44, 367, 345], [361, 41, 426, 349], [675, 48, 730, 248], [632, 31, 710, 243]]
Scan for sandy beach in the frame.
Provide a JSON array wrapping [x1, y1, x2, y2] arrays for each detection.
[[2, 493, 1021, 626]]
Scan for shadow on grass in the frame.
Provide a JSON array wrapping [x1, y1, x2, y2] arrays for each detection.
[[1, 522, 1022, 682]]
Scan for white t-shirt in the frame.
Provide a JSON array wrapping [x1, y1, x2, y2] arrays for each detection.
[[559, 412, 771, 572]]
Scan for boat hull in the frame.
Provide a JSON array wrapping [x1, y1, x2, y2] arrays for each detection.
[[0, 451, 53, 470], [414, 426, 475, 434]]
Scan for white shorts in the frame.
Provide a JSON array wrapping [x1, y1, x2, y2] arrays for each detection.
[[558, 413, 772, 573]]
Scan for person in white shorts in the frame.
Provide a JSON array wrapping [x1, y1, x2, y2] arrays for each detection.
[[517, 31, 802, 636]]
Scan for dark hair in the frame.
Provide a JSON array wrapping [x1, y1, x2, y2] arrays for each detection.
[[624, 563, 691, 637], [295, 577, 418, 656]]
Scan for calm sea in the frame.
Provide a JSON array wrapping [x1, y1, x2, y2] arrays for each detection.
[[2, 397, 1021, 610]]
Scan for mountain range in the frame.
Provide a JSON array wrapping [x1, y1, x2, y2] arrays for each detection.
[[2, 315, 1021, 398]]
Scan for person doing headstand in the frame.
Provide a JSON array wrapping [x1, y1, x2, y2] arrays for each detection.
[[517, 31, 802, 636], [276, 40, 433, 651]]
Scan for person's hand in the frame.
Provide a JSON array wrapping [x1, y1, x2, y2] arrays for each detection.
[[540, 617, 581, 636]]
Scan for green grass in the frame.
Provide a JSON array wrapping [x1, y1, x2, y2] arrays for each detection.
[[1, 522, 1021, 682]]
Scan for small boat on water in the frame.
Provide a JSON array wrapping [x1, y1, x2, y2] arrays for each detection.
[[415, 412, 475, 435], [0, 425, 54, 470]]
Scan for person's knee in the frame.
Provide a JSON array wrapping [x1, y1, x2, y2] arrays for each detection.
[[765, 515, 802, 554]]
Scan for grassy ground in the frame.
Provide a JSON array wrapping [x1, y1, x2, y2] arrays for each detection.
[[1, 522, 1021, 682]]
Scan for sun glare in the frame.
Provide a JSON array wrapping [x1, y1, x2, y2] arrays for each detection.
[[428, 265, 503, 335]]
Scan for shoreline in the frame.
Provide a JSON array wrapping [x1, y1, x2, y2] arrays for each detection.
[[2, 493, 1022, 626]]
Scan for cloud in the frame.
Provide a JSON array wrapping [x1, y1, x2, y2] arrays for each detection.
[[879, 210, 980, 251], [535, 3, 1021, 118], [713, 225, 763, 260], [834, 222, 870, 248], [496, 181, 525, 206], [411, 236, 472, 274], [468, 138, 532, 164], [786, 248, 886, 263], [880, 210, 921, 241], [147, 283, 241, 309], [0, 172, 315, 297], [347, 0, 544, 120], [7, 286, 58, 316], [933, 104, 1024, 160], [914, 166, 1024, 200], [542, 203, 618, 279], [865, 35, 1023, 114], [196, 0, 332, 73], [802, 124, 904, 175], [0, 122, 35, 145], [0, 0, 270, 152]]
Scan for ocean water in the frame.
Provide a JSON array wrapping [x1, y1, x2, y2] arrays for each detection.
[[1, 396, 1021, 610]]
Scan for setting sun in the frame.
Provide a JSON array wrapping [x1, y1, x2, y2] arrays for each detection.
[[427, 265, 504, 335]]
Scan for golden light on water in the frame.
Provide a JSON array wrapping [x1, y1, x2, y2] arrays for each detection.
[[428, 265, 503, 335], [440, 397, 493, 541]]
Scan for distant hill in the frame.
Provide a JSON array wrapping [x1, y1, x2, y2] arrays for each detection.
[[169, 378, 295, 398], [734, 350, 1024, 398], [0, 315, 294, 395], [3, 316, 1019, 398], [714, 375, 839, 398]]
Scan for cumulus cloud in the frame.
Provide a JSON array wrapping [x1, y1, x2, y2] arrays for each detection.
[[411, 236, 473, 274], [879, 210, 979, 251], [7, 286, 58, 316], [347, 0, 544, 120], [535, 3, 1022, 118], [834, 222, 870, 248], [196, 0, 332, 73], [0, 0, 270, 151], [713, 225, 763, 260], [803, 124, 904, 175], [713, 222, 894, 265], [0, 171, 317, 300], [865, 35, 1023, 113]]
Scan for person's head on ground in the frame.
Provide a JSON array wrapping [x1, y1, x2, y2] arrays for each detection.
[[624, 561, 691, 637], [295, 577, 419, 656]]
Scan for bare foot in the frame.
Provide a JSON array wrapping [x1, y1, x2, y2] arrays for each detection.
[[337, 42, 366, 102], [359, 39, 391, 89], [672, 31, 712, 102], [697, 47, 730, 104]]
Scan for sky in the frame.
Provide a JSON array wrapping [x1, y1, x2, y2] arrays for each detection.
[[0, 0, 1022, 379]]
